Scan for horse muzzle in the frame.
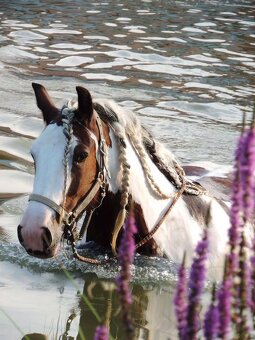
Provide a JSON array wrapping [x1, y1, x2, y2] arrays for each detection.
[[17, 224, 59, 259]]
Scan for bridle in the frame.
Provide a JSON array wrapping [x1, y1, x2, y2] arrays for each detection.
[[29, 110, 108, 264]]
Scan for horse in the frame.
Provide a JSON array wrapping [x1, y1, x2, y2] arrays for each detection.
[[18, 83, 232, 274]]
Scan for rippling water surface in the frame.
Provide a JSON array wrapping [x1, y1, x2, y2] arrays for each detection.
[[0, 1, 254, 339]]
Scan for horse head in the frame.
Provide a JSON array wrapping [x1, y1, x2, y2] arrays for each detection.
[[18, 83, 108, 258]]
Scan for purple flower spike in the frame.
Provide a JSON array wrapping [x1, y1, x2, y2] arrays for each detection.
[[94, 325, 109, 340], [184, 229, 209, 339], [115, 214, 137, 333], [174, 253, 188, 339], [240, 128, 255, 221], [217, 262, 232, 339], [216, 123, 255, 338], [236, 232, 251, 337], [203, 284, 219, 340], [229, 170, 242, 251], [229, 132, 246, 253], [230, 125, 255, 230], [250, 236, 255, 328]]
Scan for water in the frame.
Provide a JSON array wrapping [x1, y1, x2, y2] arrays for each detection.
[[0, 0, 254, 339]]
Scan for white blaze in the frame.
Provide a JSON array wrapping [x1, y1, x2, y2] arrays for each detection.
[[31, 124, 68, 202], [20, 124, 71, 232]]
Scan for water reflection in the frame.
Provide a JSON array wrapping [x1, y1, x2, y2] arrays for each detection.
[[20, 274, 177, 340]]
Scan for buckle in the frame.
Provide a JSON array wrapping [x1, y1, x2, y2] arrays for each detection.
[[65, 211, 77, 227], [99, 139, 106, 155]]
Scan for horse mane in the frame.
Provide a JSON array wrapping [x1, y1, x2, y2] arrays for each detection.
[[91, 99, 204, 196]]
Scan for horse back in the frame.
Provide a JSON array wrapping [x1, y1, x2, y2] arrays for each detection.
[[183, 163, 232, 203]]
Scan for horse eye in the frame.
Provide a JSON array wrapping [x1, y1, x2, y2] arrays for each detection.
[[74, 151, 88, 163]]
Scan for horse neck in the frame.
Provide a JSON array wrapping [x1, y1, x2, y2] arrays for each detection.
[[86, 128, 176, 252], [107, 129, 176, 231]]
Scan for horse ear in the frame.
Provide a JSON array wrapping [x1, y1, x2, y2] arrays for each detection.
[[32, 83, 59, 125], [76, 86, 93, 123]]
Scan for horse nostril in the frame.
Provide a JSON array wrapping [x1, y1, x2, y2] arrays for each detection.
[[17, 225, 24, 244], [41, 227, 52, 250]]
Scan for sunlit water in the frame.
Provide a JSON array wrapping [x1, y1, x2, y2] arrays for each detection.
[[0, 0, 254, 339]]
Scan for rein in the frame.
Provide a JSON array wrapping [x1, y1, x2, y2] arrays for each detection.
[[135, 180, 186, 250]]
